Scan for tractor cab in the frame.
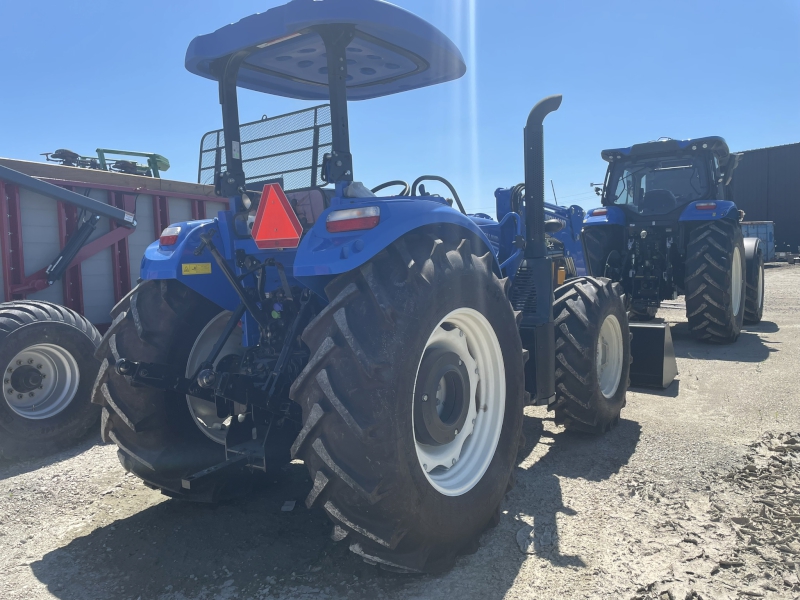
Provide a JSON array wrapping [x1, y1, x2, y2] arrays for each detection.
[[598, 137, 739, 217]]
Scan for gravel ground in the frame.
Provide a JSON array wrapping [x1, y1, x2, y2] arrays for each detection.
[[1, 264, 798, 600]]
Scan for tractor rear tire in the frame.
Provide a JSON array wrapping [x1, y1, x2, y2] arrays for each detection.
[[744, 247, 765, 324], [289, 230, 524, 573], [0, 301, 101, 460], [92, 280, 260, 502], [685, 221, 746, 343], [551, 277, 630, 434]]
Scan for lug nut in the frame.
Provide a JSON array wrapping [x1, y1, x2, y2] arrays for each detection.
[[16, 360, 22, 365], [423, 464, 427, 470], [28, 392, 34, 397], [6, 389, 13, 394], [36, 364, 42, 369], [27, 359, 33, 364], [3, 379, 8, 384], [422, 394, 428, 402], [474, 367, 479, 374], [17, 394, 22, 399], [451, 458, 456, 465], [454, 429, 459, 436]]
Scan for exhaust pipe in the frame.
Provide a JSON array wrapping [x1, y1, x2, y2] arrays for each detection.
[[516, 94, 562, 406], [524, 94, 562, 259]]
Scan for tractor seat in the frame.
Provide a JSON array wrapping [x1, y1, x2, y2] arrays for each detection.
[[641, 189, 677, 213]]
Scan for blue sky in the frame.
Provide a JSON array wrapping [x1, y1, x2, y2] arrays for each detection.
[[1, 1, 798, 214]]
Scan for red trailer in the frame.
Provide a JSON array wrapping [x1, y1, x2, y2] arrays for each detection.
[[0, 158, 226, 459]]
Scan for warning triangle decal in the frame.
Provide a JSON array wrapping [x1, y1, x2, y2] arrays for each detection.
[[251, 184, 303, 249]]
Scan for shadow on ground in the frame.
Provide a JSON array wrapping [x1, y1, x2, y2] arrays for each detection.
[[630, 379, 680, 398], [31, 416, 641, 600], [30, 462, 400, 600], [511, 417, 641, 568], [670, 321, 779, 362], [0, 432, 100, 482]]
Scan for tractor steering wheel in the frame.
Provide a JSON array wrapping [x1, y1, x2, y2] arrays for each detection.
[[371, 180, 411, 196]]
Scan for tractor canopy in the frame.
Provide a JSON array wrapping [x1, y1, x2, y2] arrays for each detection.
[[185, 0, 466, 100]]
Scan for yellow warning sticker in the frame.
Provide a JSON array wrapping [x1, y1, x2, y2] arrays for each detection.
[[182, 263, 212, 275]]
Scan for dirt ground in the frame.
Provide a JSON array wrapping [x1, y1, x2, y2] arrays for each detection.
[[1, 264, 799, 600]]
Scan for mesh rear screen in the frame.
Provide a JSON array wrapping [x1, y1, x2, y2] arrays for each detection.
[[198, 104, 332, 191]]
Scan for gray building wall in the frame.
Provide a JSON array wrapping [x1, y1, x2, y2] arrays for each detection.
[[729, 142, 800, 253]]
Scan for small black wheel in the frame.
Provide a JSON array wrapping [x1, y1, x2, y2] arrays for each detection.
[[92, 280, 271, 502], [685, 221, 745, 343], [550, 277, 630, 433], [744, 247, 765, 324], [0, 301, 101, 460], [290, 230, 524, 573]]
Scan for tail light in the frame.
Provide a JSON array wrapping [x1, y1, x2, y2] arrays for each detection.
[[159, 226, 181, 246], [326, 206, 381, 233], [591, 208, 608, 217], [695, 202, 717, 210]]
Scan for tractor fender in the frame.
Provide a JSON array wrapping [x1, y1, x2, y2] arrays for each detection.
[[139, 218, 246, 311], [293, 198, 499, 295], [678, 200, 738, 222], [583, 205, 626, 226]]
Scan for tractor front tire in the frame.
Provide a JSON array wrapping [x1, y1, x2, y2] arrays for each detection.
[[685, 221, 746, 343], [0, 301, 101, 460], [551, 277, 630, 434], [744, 247, 765, 324], [290, 231, 524, 573], [92, 280, 260, 502]]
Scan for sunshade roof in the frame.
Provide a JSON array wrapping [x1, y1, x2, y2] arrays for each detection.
[[185, 0, 466, 101]]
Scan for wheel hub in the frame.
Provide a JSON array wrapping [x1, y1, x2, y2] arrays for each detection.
[[185, 311, 245, 444], [413, 308, 506, 497], [731, 246, 743, 317], [596, 314, 624, 399], [414, 348, 470, 446], [9, 365, 44, 393], [2, 343, 80, 419]]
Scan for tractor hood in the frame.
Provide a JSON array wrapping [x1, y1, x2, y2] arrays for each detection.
[[185, 0, 466, 100]]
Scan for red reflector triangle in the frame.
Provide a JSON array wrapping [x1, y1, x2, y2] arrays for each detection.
[[251, 184, 303, 249]]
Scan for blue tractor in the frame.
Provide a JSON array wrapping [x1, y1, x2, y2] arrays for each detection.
[[583, 137, 766, 342], [93, 0, 630, 572]]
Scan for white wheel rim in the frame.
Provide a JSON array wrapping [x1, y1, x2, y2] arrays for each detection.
[[3, 344, 80, 420], [185, 312, 245, 444], [596, 314, 624, 399], [731, 246, 743, 317], [756, 261, 764, 310], [412, 308, 505, 497]]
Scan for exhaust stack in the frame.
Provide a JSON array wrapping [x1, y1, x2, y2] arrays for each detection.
[[515, 94, 562, 406], [524, 94, 562, 258]]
